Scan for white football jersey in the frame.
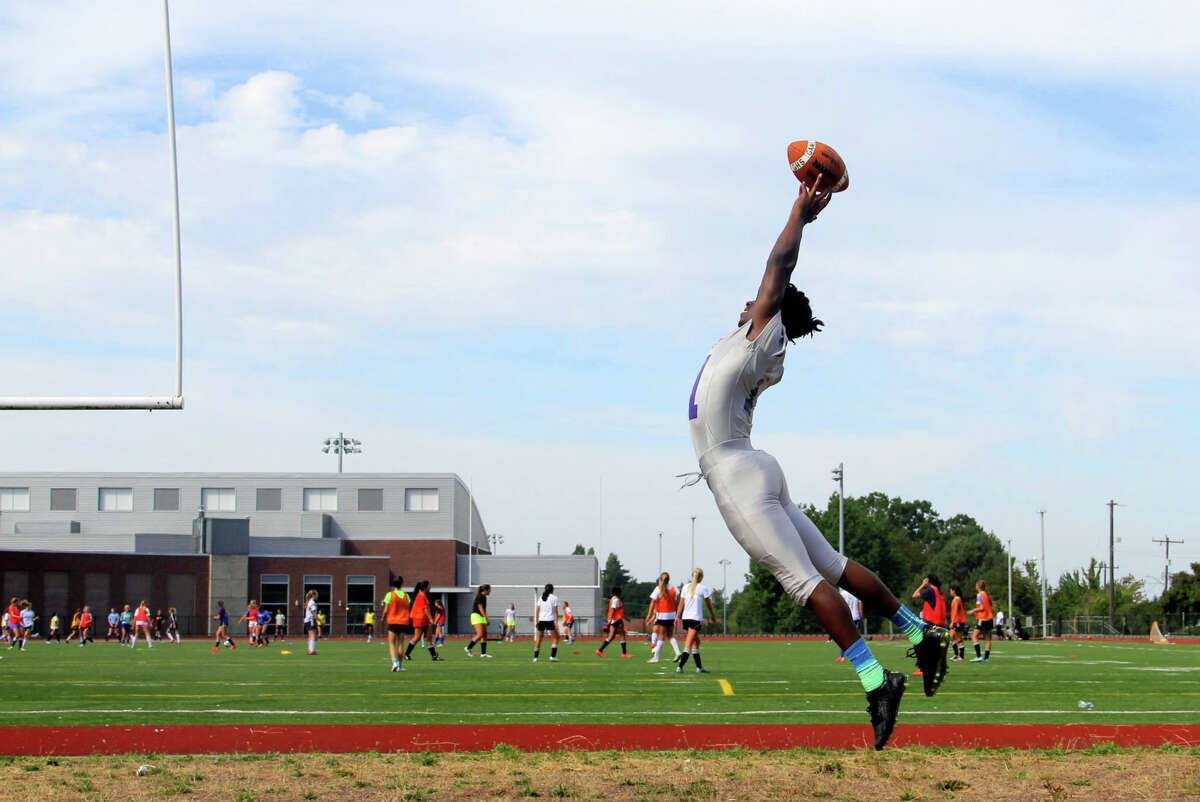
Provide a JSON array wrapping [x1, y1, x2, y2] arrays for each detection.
[[680, 583, 712, 620], [688, 312, 787, 458], [536, 595, 559, 622]]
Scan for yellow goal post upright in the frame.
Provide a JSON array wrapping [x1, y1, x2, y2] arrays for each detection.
[[0, 0, 184, 413], [1149, 621, 1170, 645]]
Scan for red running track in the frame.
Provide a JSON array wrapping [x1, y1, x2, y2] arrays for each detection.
[[4, 724, 1199, 755]]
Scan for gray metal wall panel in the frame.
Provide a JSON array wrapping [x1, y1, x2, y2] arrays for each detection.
[[0, 473, 485, 551]]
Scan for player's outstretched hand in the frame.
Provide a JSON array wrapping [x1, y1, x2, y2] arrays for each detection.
[[798, 175, 832, 223]]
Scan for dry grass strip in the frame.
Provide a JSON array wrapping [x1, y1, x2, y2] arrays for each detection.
[[1, 745, 1198, 801]]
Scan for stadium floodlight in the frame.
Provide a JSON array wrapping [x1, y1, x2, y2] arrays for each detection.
[[0, 0, 184, 411], [489, 533, 504, 554], [832, 463, 844, 554], [718, 558, 732, 635], [689, 515, 697, 573], [321, 432, 362, 473]]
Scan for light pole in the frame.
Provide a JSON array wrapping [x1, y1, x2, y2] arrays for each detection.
[[832, 462, 844, 554], [322, 432, 362, 473], [718, 558, 732, 635], [657, 532, 663, 575], [689, 515, 696, 572], [1006, 539, 1013, 637], [1038, 509, 1047, 638], [1107, 500, 1119, 625], [489, 533, 504, 554]]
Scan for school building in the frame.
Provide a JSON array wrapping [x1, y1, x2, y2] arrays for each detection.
[[0, 473, 600, 637]]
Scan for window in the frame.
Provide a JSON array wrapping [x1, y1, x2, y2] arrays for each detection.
[[49, 488, 77, 511], [405, 488, 439, 512], [256, 488, 282, 511], [0, 488, 30, 512], [303, 575, 332, 636], [302, 488, 337, 511], [98, 487, 133, 512], [346, 575, 376, 635], [153, 488, 180, 511], [200, 488, 235, 512], [260, 574, 289, 634], [357, 488, 383, 512]]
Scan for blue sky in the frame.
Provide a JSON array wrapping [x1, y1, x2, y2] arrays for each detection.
[[1, 1, 1198, 596]]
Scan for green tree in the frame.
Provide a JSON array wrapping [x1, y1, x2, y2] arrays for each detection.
[[601, 553, 633, 594], [571, 544, 586, 555]]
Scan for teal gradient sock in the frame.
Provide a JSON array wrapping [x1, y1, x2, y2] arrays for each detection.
[[844, 638, 885, 692], [890, 605, 926, 645]]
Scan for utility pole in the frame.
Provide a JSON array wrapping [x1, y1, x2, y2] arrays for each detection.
[[1153, 536, 1185, 593], [1039, 510, 1047, 639], [1107, 500, 1119, 625], [1006, 539, 1013, 636], [832, 463, 845, 554], [718, 558, 732, 635]]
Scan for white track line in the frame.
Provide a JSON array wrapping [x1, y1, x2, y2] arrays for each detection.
[[2, 708, 1198, 717]]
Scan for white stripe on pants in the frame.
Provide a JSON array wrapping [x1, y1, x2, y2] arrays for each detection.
[[703, 443, 847, 605]]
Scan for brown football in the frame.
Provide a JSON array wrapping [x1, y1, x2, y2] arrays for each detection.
[[786, 140, 849, 192]]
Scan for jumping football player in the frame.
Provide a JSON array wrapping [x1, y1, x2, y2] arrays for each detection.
[[685, 177, 949, 749]]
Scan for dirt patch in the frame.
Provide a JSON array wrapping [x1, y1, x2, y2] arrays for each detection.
[[1, 747, 1197, 801]]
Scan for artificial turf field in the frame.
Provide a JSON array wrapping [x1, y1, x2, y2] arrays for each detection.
[[2, 635, 1198, 730]]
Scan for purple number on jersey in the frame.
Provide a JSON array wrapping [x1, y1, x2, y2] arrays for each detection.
[[688, 355, 711, 421]]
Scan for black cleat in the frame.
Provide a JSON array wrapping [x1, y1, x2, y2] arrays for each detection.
[[908, 626, 950, 697], [866, 670, 907, 750]]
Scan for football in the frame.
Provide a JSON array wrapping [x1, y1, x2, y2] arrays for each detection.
[[786, 140, 849, 192]]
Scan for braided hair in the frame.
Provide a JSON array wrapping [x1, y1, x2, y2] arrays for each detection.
[[781, 284, 824, 341]]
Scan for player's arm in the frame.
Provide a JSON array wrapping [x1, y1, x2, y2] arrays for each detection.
[[749, 178, 831, 337], [911, 577, 929, 599], [703, 597, 717, 624]]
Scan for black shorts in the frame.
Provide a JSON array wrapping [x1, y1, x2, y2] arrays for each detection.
[[952, 623, 968, 634], [608, 620, 625, 632], [387, 623, 414, 636], [975, 619, 994, 633], [681, 619, 703, 631], [536, 621, 556, 632], [654, 617, 676, 627]]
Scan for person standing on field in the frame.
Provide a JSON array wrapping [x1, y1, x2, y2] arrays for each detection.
[[382, 577, 412, 672], [675, 568, 717, 674], [967, 580, 994, 662], [532, 584, 561, 663], [948, 586, 968, 661]]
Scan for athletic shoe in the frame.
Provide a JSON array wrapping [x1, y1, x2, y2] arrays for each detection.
[[480, 653, 492, 659], [464, 647, 473, 657], [532, 657, 538, 663], [836, 656, 845, 663], [549, 657, 559, 662], [866, 670, 907, 751], [647, 656, 659, 663], [695, 667, 710, 674], [982, 657, 989, 663], [390, 663, 399, 672], [620, 653, 633, 659], [907, 626, 950, 697], [676, 666, 683, 674], [431, 656, 443, 662], [595, 650, 605, 657], [969, 656, 984, 662]]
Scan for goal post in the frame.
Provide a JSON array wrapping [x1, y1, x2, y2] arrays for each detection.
[[1149, 621, 1170, 645], [0, 0, 184, 413]]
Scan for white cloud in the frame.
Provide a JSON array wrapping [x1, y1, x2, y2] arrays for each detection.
[[0, 1, 1197, 592]]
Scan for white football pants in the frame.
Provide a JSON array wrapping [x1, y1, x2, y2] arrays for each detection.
[[702, 440, 847, 605]]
